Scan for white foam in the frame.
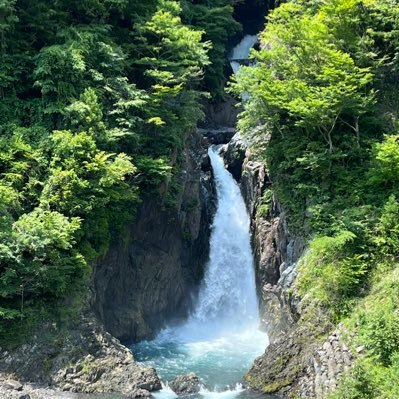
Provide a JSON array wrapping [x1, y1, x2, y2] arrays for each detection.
[[230, 35, 258, 74], [133, 149, 269, 396]]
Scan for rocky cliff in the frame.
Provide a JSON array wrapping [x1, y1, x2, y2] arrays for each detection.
[[0, 315, 161, 396], [222, 133, 354, 398], [222, 133, 304, 340], [92, 130, 216, 342]]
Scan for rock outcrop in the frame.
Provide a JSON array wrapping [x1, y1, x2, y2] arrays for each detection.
[[222, 133, 304, 340], [0, 375, 62, 399], [296, 330, 354, 398], [246, 328, 354, 398], [169, 373, 203, 395], [222, 132, 353, 398], [93, 130, 216, 342], [200, 95, 238, 129], [0, 315, 161, 396], [220, 134, 247, 181], [198, 127, 236, 145]]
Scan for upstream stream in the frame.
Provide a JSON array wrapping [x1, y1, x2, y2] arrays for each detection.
[[133, 148, 273, 399]]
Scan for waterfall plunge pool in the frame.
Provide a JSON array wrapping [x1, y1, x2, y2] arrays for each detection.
[[132, 149, 276, 399]]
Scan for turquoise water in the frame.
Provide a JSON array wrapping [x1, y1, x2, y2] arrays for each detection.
[[133, 328, 276, 399], [134, 328, 269, 390], [131, 149, 278, 399]]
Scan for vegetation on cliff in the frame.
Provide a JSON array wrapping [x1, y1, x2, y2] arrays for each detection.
[[232, 0, 399, 396], [0, 0, 243, 345]]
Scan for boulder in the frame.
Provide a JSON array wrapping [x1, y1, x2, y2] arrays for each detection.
[[127, 388, 152, 398], [4, 379, 23, 391], [133, 368, 162, 392], [169, 373, 202, 395], [221, 133, 247, 181]]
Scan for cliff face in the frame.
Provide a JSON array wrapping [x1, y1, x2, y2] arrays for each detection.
[[222, 133, 304, 341], [223, 133, 353, 398], [92, 130, 216, 342]]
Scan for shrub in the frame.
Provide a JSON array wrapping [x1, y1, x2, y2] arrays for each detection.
[[297, 231, 370, 318]]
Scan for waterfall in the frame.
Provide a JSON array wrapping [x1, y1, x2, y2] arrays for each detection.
[[230, 35, 258, 74], [170, 147, 259, 340], [133, 148, 268, 396], [133, 33, 269, 398]]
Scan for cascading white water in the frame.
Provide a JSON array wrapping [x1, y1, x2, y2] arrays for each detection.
[[133, 148, 269, 398], [167, 147, 260, 340], [230, 35, 258, 74]]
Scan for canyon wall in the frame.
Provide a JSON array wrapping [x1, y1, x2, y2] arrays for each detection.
[[92, 130, 216, 342], [222, 133, 304, 340], [222, 133, 354, 398]]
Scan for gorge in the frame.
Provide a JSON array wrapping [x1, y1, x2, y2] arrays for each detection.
[[128, 34, 274, 399], [133, 147, 269, 399], [1, 1, 399, 399]]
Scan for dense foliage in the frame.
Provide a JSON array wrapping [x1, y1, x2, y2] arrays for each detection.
[[232, 0, 399, 396], [0, 0, 241, 345], [181, 0, 241, 98]]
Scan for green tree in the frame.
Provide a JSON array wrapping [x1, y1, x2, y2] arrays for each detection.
[[232, 1, 374, 152]]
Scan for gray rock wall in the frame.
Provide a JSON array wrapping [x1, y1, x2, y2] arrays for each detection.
[[92, 130, 216, 342], [245, 326, 354, 398], [200, 95, 239, 129], [296, 330, 353, 398], [222, 133, 354, 398], [222, 133, 304, 341]]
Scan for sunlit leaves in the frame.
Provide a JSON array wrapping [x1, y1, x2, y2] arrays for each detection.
[[232, 0, 374, 149], [42, 130, 136, 216], [0, 208, 86, 300], [369, 135, 399, 185], [0, 0, 217, 342]]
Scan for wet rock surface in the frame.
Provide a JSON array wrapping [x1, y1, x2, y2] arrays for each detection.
[[93, 130, 216, 342], [0, 316, 161, 396], [169, 373, 202, 395], [198, 127, 236, 145]]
